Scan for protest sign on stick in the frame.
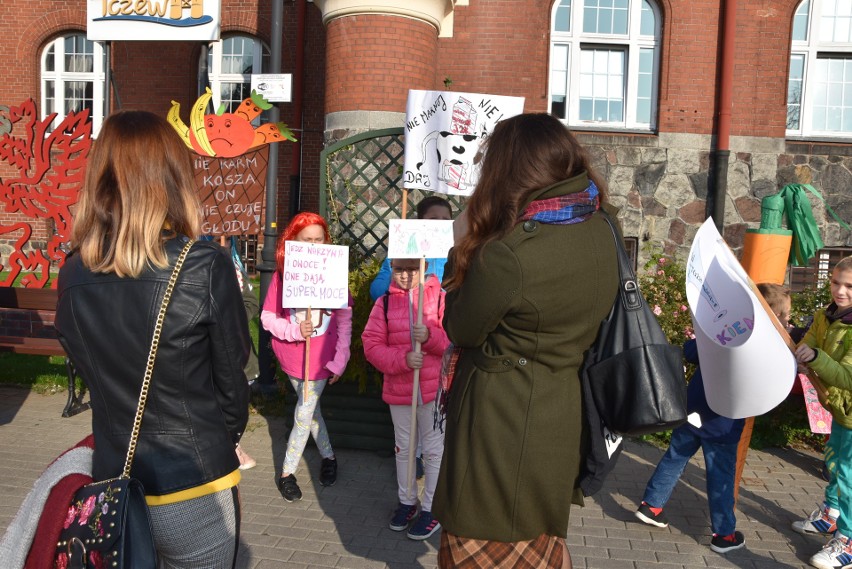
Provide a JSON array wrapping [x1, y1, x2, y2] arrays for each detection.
[[402, 90, 524, 197], [281, 242, 349, 309], [281, 241, 349, 398], [387, 219, 454, 260], [384, 220, 451, 495]]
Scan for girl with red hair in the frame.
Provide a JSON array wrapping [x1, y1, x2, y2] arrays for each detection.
[[260, 212, 353, 503]]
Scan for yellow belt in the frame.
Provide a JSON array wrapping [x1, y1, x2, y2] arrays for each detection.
[[145, 470, 241, 506]]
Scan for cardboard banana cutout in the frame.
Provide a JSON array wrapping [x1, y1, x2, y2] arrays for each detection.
[[189, 88, 216, 156], [167, 88, 296, 158], [167, 101, 193, 150]]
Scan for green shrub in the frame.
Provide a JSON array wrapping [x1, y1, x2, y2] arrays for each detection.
[[791, 278, 831, 329], [639, 249, 694, 346], [344, 254, 382, 391]]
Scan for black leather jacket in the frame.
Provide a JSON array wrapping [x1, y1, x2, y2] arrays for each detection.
[[56, 236, 250, 495]]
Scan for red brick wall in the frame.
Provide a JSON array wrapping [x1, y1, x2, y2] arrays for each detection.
[[0, 5, 89, 249], [729, 0, 799, 138], [0, 1, 327, 249], [656, 0, 798, 137], [0, 308, 56, 339], [325, 15, 438, 113], [656, 0, 720, 134], [0, 0, 830, 253], [437, 1, 551, 111], [431, 0, 797, 138]]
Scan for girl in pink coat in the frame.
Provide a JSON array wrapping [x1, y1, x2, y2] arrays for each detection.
[[261, 212, 352, 503], [362, 258, 450, 541]]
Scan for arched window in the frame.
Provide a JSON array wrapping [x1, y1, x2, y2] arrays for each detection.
[[549, 0, 661, 130], [787, 0, 852, 137], [40, 33, 107, 134], [204, 34, 270, 122]]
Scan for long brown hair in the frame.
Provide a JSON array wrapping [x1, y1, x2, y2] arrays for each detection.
[[443, 113, 606, 290], [72, 110, 200, 277]]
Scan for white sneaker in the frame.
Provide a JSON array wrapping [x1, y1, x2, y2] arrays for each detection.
[[793, 503, 840, 535], [809, 534, 852, 569]]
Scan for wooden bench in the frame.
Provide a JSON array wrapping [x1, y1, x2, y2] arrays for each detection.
[[0, 287, 88, 417]]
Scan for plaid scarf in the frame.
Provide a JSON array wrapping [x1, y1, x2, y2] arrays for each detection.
[[517, 180, 600, 224]]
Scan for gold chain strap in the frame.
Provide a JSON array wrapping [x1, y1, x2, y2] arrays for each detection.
[[121, 239, 195, 479]]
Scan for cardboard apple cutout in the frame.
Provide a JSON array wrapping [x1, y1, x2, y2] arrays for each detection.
[[167, 87, 296, 158]]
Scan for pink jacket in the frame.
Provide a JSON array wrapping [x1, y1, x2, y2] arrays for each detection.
[[362, 275, 450, 406], [260, 272, 352, 380]]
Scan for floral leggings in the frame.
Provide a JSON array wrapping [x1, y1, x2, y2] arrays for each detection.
[[282, 375, 334, 475]]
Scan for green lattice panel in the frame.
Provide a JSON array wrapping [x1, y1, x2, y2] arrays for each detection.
[[320, 129, 466, 262]]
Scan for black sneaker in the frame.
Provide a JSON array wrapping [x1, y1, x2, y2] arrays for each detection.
[[277, 474, 302, 502], [635, 502, 669, 528], [407, 510, 441, 540], [710, 531, 745, 553], [319, 457, 337, 487], [389, 502, 419, 531]]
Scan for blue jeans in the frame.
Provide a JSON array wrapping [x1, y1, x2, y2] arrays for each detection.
[[642, 426, 738, 535]]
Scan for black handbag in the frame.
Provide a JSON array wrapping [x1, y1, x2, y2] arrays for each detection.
[[55, 239, 195, 569], [583, 212, 686, 437]]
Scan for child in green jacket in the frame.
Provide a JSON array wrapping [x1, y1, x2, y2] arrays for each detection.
[[793, 255, 852, 569]]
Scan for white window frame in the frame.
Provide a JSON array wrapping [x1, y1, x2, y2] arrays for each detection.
[[205, 34, 270, 119], [40, 33, 106, 135], [788, 0, 852, 138], [549, 0, 661, 131]]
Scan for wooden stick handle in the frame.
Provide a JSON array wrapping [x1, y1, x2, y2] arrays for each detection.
[[304, 307, 312, 401], [406, 258, 427, 499]]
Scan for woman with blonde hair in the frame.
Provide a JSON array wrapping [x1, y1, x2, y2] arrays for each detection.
[[56, 110, 250, 568], [433, 113, 620, 568]]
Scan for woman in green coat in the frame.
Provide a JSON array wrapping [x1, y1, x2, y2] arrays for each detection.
[[433, 113, 620, 568]]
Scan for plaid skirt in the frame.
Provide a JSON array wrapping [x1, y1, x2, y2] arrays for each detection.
[[438, 530, 570, 568]]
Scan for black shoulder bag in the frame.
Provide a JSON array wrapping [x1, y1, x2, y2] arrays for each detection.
[[579, 213, 686, 496]]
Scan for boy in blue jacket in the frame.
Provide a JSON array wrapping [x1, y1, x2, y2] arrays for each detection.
[[634, 283, 791, 554]]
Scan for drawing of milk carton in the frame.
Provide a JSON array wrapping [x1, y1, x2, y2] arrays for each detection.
[[442, 160, 468, 190], [451, 97, 477, 135]]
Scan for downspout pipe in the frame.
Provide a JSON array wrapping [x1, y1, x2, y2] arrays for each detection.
[[289, 0, 307, 216], [712, 0, 737, 233], [257, 0, 285, 389], [104, 43, 111, 116]]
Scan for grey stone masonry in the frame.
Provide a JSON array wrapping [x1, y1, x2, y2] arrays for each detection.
[[0, 386, 834, 568], [578, 132, 852, 268]]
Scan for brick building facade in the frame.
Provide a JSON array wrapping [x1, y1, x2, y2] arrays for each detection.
[[1, 0, 850, 272]]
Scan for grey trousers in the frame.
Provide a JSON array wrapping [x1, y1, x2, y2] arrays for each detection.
[[149, 486, 240, 569]]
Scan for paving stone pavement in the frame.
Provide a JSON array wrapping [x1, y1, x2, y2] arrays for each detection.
[[0, 385, 832, 568]]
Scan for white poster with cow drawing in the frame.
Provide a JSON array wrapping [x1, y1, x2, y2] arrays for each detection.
[[402, 90, 524, 196]]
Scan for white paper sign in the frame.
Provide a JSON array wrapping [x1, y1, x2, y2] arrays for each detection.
[[251, 74, 293, 103], [281, 242, 349, 309], [87, 0, 221, 41], [603, 425, 623, 458], [402, 90, 525, 196], [387, 219, 454, 259], [686, 219, 796, 418]]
